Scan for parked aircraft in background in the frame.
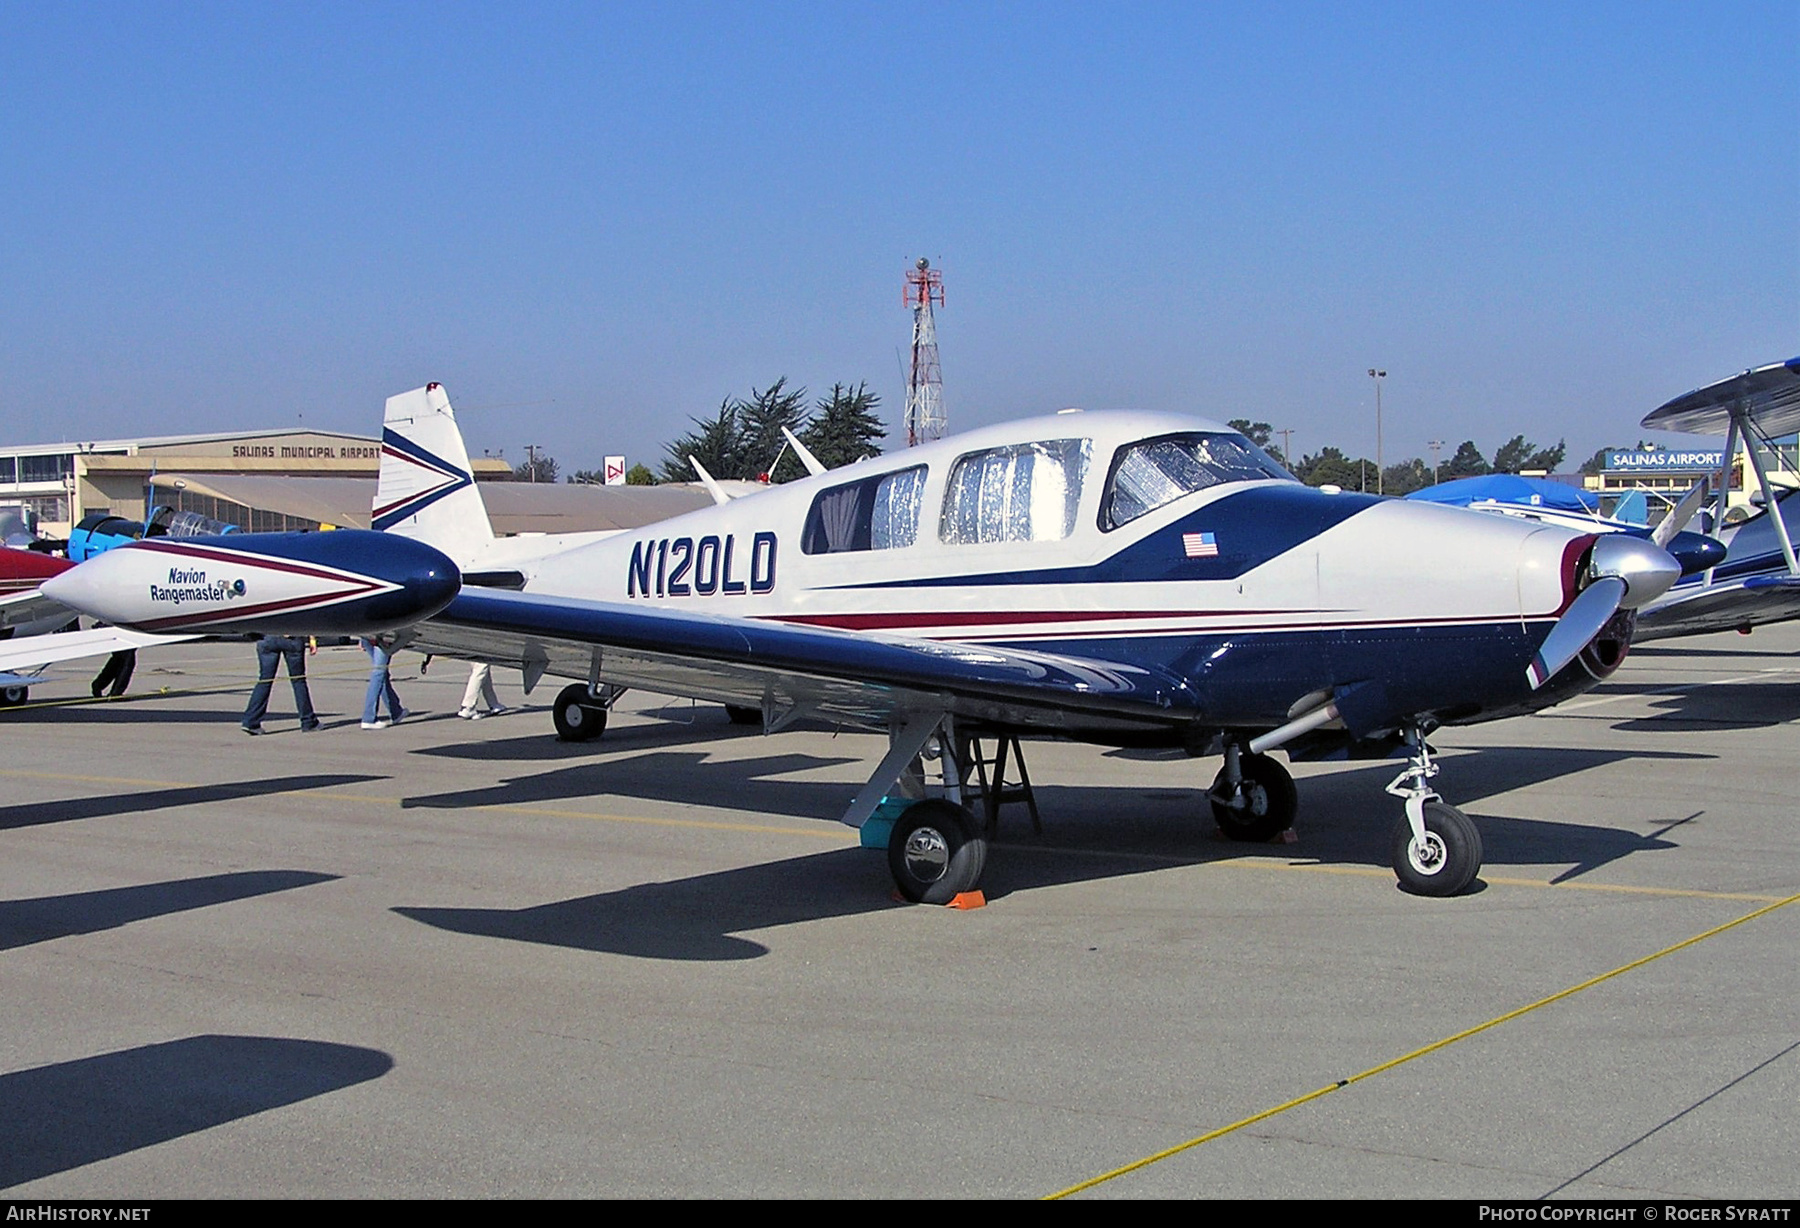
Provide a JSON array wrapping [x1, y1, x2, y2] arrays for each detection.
[[1406, 474, 1725, 578], [0, 508, 249, 703], [1633, 357, 1800, 641]]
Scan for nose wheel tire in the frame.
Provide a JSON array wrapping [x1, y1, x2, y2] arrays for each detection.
[[1209, 752, 1298, 842], [887, 800, 987, 905], [0, 686, 28, 707], [552, 683, 608, 742], [1391, 802, 1482, 896]]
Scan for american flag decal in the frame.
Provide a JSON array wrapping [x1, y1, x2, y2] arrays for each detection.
[[1182, 531, 1218, 558]]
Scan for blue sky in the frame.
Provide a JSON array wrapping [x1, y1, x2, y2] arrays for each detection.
[[2, 2, 1794, 474]]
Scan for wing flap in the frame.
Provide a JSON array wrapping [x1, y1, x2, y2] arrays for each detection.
[[408, 589, 1201, 733]]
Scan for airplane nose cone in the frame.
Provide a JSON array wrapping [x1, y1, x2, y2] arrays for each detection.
[[39, 558, 107, 613], [1587, 533, 1680, 607]]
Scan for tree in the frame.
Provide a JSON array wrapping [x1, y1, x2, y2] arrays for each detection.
[[625, 463, 656, 486], [1579, 447, 1610, 476], [568, 468, 605, 485], [801, 382, 886, 469], [1526, 439, 1567, 472], [737, 378, 810, 482], [513, 452, 558, 483], [1294, 446, 1370, 489], [661, 399, 747, 483], [1441, 441, 1490, 480], [1491, 435, 1568, 474], [1227, 419, 1274, 448], [1381, 458, 1431, 496]]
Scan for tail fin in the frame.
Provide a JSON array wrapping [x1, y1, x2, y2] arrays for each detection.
[[373, 383, 494, 567], [1612, 489, 1649, 527]]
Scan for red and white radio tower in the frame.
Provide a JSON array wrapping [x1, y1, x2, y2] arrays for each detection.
[[904, 257, 945, 446]]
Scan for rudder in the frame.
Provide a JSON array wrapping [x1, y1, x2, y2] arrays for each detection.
[[374, 383, 494, 566]]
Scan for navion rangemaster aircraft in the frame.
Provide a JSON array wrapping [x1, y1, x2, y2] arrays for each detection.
[[51, 383, 1681, 904]]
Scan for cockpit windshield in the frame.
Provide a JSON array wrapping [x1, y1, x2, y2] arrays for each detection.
[[1100, 432, 1295, 531]]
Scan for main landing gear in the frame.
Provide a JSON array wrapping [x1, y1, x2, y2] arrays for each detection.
[[1208, 744, 1298, 842], [886, 798, 987, 905], [552, 683, 620, 742], [1385, 729, 1482, 896], [843, 713, 993, 905], [0, 685, 28, 708]]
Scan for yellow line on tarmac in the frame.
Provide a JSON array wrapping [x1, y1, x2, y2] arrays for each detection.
[[1210, 854, 1790, 903], [1011, 844, 1789, 904], [1044, 889, 1800, 1199]]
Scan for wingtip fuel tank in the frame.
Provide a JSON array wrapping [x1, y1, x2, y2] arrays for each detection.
[[41, 531, 461, 636]]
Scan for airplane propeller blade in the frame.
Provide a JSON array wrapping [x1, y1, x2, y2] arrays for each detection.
[[1526, 576, 1626, 689], [1653, 477, 1711, 548]]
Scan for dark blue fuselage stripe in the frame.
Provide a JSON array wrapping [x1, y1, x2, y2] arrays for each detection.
[[824, 484, 1382, 589]]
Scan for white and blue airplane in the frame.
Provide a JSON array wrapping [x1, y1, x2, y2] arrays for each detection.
[[1632, 357, 1800, 641], [48, 383, 1682, 903]]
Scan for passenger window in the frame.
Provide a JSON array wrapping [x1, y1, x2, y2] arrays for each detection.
[[1100, 432, 1294, 531], [939, 439, 1090, 544], [801, 465, 928, 554]]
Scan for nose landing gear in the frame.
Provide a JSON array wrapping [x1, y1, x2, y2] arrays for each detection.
[[1385, 729, 1482, 896]]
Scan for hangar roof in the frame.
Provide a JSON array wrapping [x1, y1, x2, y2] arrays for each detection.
[[149, 473, 735, 533]]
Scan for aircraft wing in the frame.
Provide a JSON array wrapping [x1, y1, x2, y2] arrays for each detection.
[[0, 588, 76, 633], [1633, 574, 1800, 642], [0, 626, 199, 677], [408, 589, 1204, 734]]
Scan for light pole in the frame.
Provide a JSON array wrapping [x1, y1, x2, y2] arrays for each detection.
[[1368, 368, 1387, 494]]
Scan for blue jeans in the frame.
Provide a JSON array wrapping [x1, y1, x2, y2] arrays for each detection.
[[362, 642, 403, 723], [244, 637, 317, 730]]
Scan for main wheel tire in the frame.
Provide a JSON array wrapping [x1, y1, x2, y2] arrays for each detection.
[[0, 686, 27, 707], [723, 704, 761, 726], [887, 799, 987, 905], [552, 683, 608, 742], [1209, 752, 1298, 841], [1391, 802, 1482, 897]]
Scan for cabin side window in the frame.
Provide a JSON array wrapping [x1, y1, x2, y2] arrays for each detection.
[[1100, 432, 1294, 531], [801, 465, 928, 554], [939, 439, 1091, 545]]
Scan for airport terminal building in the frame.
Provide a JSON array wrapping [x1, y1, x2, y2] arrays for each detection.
[[0, 427, 716, 541], [0, 428, 510, 538]]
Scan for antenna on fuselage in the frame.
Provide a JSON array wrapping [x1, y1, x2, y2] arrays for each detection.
[[688, 456, 733, 506], [782, 427, 828, 477]]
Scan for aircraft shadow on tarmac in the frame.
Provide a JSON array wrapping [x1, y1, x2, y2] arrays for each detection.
[[0, 1035, 393, 1189], [0, 774, 385, 832], [396, 848, 895, 961], [399, 749, 864, 815], [407, 708, 820, 763], [392, 744, 1711, 960], [0, 701, 251, 725], [1604, 679, 1800, 732], [0, 870, 337, 951]]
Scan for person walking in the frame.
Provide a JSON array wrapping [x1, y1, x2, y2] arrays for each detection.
[[361, 637, 406, 729], [91, 649, 136, 698], [242, 635, 319, 734], [458, 662, 510, 720]]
